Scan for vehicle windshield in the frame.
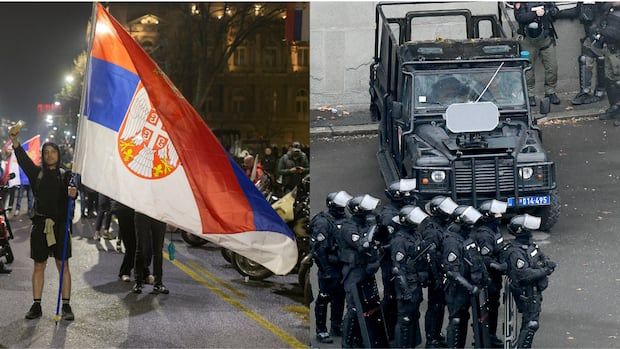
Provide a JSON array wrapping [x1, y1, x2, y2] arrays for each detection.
[[413, 69, 526, 110]]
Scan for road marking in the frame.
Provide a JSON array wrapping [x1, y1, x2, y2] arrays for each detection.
[[163, 252, 306, 349], [186, 260, 246, 299]]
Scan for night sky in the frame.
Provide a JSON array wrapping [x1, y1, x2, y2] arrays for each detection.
[[0, 2, 92, 132]]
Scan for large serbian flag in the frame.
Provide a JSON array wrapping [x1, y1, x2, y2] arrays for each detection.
[[74, 4, 297, 274], [5, 135, 41, 187]]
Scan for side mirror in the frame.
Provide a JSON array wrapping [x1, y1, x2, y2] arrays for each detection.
[[391, 101, 403, 120], [539, 97, 551, 116]]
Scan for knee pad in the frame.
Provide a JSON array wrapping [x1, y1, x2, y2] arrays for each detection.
[[317, 292, 330, 302], [449, 317, 461, 327], [579, 55, 588, 64], [526, 320, 539, 331], [401, 316, 411, 323]]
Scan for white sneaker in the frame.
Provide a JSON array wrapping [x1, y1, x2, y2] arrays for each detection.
[[146, 275, 155, 285], [121, 275, 131, 282], [93, 230, 101, 240]]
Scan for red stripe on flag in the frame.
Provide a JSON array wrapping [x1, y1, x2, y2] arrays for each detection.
[[285, 4, 295, 44], [92, 5, 137, 74], [97, 5, 256, 234]]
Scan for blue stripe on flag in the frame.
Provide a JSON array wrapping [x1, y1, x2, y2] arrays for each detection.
[[20, 142, 31, 185], [86, 57, 140, 132], [294, 9, 303, 41], [227, 156, 294, 239]]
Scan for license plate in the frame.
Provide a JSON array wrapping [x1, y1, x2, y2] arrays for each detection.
[[507, 195, 551, 207]]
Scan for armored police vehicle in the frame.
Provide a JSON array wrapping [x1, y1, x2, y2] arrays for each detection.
[[369, 3, 559, 230]]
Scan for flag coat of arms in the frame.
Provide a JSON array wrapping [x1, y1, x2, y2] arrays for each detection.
[[74, 4, 297, 274], [6, 135, 41, 187]]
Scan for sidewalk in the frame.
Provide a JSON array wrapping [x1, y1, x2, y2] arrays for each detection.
[[310, 91, 610, 137]]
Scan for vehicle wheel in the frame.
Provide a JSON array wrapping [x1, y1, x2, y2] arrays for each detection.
[[232, 253, 274, 281], [180, 230, 208, 247], [536, 190, 560, 231], [5, 245, 13, 264], [221, 248, 233, 264], [303, 274, 313, 307]]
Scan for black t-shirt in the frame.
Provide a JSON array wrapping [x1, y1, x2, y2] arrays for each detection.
[[14, 145, 70, 222]]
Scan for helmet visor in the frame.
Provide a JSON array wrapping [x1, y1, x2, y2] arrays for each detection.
[[439, 197, 459, 215], [489, 200, 508, 214], [360, 194, 381, 211], [461, 206, 482, 225], [333, 191, 353, 208], [523, 214, 541, 230], [406, 206, 429, 225]]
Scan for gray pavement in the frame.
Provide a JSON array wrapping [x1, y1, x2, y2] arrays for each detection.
[[309, 117, 620, 348], [0, 210, 308, 348]]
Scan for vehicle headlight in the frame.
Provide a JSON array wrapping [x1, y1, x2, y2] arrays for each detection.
[[431, 170, 446, 183], [519, 167, 533, 180]]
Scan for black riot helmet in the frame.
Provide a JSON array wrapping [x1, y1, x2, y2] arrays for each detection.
[[507, 214, 541, 236], [326, 191, 353, 215], [452, 205, 483, 226], [478, 199, 508, 221], [385, 179, 417, 202], [395, 205, 429, 227], [425, 196, 459, 219], [347, 194, 381, 216]]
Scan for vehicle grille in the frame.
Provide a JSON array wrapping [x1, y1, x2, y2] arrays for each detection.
[[454, 159, 515, 193]]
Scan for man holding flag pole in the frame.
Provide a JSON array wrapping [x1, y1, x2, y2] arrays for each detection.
[[8, 125, 77, 321]]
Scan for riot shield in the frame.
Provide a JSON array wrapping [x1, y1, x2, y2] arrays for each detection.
[[503, 277, 517, 349], [352, 276, 390, 348], [471, 286, 491, 348]]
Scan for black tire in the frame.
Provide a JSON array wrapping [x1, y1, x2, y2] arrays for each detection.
[[536, 190, 561, 231], [232, 253, 274, 281], [221, 248, 233, 264], [5, 245, 13, 264], [180, 230, 208, 247]]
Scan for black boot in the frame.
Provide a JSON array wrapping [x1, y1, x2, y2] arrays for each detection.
[[601, 79, 620, 120], [25, 302, 42, 320], [314, 291, 330, 335], [62, 303, 75, 321], [447, 317, 466, 349], [545, 93, 561, 105], [394, 317, 412, 348]]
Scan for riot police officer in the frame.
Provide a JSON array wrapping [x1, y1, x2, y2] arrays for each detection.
[[311, 191, 353, 343], [442, 206, 489, 349], [514, 2, 561, 106], [420, 196, 459, 348], [391, 206, 432, 348], [505, 214, 556, 348], [595, 4, 620, 124], [473, 200, 509, 348], [376, 179, 417, 340], [557, 2, 609, 105], [339, 194, 388, 348]]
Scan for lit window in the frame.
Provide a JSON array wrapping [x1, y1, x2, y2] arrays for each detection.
[[234, 47, 248, 66], [295, 89, 308, 119], [296, 47, 309, 67]]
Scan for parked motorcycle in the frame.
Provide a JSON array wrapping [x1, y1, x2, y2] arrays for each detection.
[[0, 179, 15, 265], [232, 175, 310, 282]]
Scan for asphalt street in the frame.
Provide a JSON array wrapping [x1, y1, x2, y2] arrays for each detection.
[[0, 210, 308, 348], [309, 117, 620, 348]]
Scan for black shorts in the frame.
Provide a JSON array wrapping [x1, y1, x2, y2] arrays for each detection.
[[30, 217, 72, 262]]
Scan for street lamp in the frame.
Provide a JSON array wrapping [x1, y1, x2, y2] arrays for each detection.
[[65, 75, 75, 84], [54, 101, 61, 106]]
